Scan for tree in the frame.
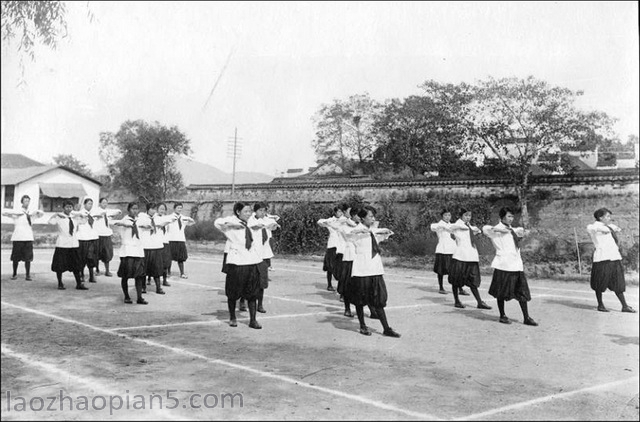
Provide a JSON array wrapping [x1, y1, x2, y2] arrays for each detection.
[[99, 120, 192, 201], [311, 93, 382, 172], [372, 94, 466, 177], [440, 76, 617, 226], [52, 154, 94, 178]]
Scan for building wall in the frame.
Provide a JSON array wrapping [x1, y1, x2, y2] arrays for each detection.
[[1, 169, 101, 224]]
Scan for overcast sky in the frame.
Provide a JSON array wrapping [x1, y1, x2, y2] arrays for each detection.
[[1, 1, 638, 176]]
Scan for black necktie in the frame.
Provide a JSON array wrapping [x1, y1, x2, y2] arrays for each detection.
[[69, 217, 74, 236], [506, 224, 521, 250], [262, 228, 268, 244], [240, 221, 252, 250], [88, 214, 94, 228], [151, 216, 157, 234], [105, 213, 109, 228], [131, 219, 139, 239], [370, 232, 380, 258], [25, 211, 32, 226], [605, 225, 619, 245], [178, 215, 182, 230], [162, 225, 166, 234], [466, 223, 477, 248]]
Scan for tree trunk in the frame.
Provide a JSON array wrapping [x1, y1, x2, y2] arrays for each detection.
[[518, 173, 530, 229]]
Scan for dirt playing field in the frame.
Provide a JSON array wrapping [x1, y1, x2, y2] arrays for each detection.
[[1, 248, 638, 421]]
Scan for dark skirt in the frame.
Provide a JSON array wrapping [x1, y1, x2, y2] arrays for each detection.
[[448, 259, 481, 288], [433, 253, 452, 276], [332, 253, 344, 280], [322, 247, 337, 273], [590, 260, 626, 293], [336, 260, 353, 296], [169, 241, 188, 262], [11, 241, 33, 262], [488, 269, 532, 302], [162, 243, 172, 270], [51, 247, 82, 273], [144, 248, 164, 278], [225, 264, 261, 301], [78, 239, 99, 267], [258, 259, 269, 289], [264, 258, 272, 267], [97, 235, 114, 263], [221, 252, 228, 274], [117, 257, 146, 279], [347, 275, 388, 308]]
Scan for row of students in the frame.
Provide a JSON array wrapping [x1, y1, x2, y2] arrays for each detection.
[[214, 202, 281, 329]]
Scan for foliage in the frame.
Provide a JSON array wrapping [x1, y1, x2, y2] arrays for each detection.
[[52, 154, 94, 178], [185, 220, 226, 242], [98, 120, 192, 202], [311, 93, 382, 171], [271, 202, 331, 254]]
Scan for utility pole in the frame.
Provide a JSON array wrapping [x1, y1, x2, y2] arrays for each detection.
[[227, 128, 242, 198]]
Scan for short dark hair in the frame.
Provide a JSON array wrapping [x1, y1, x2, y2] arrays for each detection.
[[83, 198, 93, 205], [350, 207, 361, 218], [440, 208, 450, 217], [357, 205, 377, 219], [173, 202, 183, 209], [233, 202, 248, 217], [157, 202, 167, 211], [99, 197, 108, 204], [62, 199, 74, 208], [594, 208, 612, 221], [499, 207, 515, 219], [146, 202, 157, 212], [459, 208, 470, 217], [20, 195, 30, 203], [340, 203, 350, 212], [253, 202, 268, 212], [127, 202, 138, 212]]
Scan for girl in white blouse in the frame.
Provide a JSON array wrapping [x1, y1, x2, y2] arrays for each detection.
[[214, 202, 264, 329], [156, 203, 177, 287], [318, 205, 347, 292], [2, 194, 43, 280], [139, 202, 175, 295], [430, 208, 468, 296], [113, 202, 153, 305], [76, 198, 100, 284], [345, 206, 400, 338], [587, 208, 635, 313], [48, 200, 87, 291], [166, 202, 195, 279], [92, 197, 121, 277], [448, 208, 492, 311], [483, 207, 537, 326]]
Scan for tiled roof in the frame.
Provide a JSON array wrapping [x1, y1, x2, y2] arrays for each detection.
[[1, 166, 102, 186], [1, 154, 45, 169]]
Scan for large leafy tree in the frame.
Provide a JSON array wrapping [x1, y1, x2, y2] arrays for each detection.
[[311, 93, 381, 172], [99, 120, 192, 201], [52, 154, 94, 178], [440, 76, 617, 226]]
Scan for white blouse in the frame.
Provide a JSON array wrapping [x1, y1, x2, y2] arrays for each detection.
[[3, 208, 40, 241], [214, 215, 262, 266], [483, 222, 525, 272], [248, 214, 279, 260], [450, 219, 480, 263], [430, 220, 457, 254], [92, 207, 122, 237], [166, 213, 194, 242], [587, 221, 622, 262], [346, 223, 393, 277], [137, 213, 170, 250], [76, 209, 100, 241], [114, 216, 145, 258], [337, 220, 359, 262], [318, 216, 345, 251], [49, 212, 83, 248]]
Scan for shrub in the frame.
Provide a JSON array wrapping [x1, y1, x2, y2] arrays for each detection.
[[185, 220, 226, 242], [272, 202, 331, 254]]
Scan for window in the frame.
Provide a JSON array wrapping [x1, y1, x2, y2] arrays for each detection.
[[40, 195, 79, 212], [4, 185, 15, 208]]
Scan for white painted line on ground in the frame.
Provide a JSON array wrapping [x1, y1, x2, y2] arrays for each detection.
[[1, 344, 187, 421], [1, 301, 442, 421], [454, 376, 639, 421], [536, 293, 639, 306]]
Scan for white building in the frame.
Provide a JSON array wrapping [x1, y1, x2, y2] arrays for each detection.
[[1, 154, 101, 224]]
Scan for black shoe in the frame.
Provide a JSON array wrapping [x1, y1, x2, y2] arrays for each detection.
[[622, 306, 636, 313], [239, 304, 247, 312], [141, 290, 147, 294], [124, 298, 133, 304], [229, 319, 237, 327], [156, 289, 165, 295], [454, 302, 465, 309], [249, 321, 262, 329], [162, 281, 171, 287], [339, 295, 344, 302], [499, 316, 511, 324], [344, 310, 354, 318], [597, 305, 609, 312], [89, 279, 97, 283], [383, 328, 401, 338], [369, 312, 379, 319], [257, 306, 267, 313], [104, 272, 113, 277], [359, 326, 372, 336], [477, 302, 492, 310], [25, 276, 33, 281], [10, 275, 17, 280], [76, 284, 89, 290], [439, 289, 447, 294], [137, 299, 148, 305], [523, 317, 538, 326], [57, 284, 66, 290], [327, 286, 335, 292], [458, 289, 470, 296]]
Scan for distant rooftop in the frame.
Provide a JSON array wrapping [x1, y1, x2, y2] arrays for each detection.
[[1, 153, 45, 169]]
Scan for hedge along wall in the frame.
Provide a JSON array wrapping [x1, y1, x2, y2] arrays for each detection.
[[105, 171, 639, 273]]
